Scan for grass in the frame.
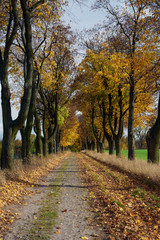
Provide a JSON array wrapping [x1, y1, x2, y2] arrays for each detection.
[[131, 188, 146, 200], [121, 149, 148, 161], [105, 149, 160, 161], [84, 150, 160, 185]]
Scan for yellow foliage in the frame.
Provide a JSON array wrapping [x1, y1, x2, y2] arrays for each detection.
[[60, 109, 80, 147]]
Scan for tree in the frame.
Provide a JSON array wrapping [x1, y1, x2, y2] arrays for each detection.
[[0, 0, 65, 168], [10, 1, 63, 160], [145, 0, 160, 163], [146, 91, 160, 163], [60, 104, 79, 149], [34, 24, 76, 155], [0, 0, 34, 169], [76, 45, 130, 155], [93, 0, 159, 160]]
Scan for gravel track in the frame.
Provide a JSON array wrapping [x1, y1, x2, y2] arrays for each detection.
[[3, 153, 107, 240]]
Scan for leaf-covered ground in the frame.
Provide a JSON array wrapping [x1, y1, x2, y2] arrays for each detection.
[[0, 152, 70, 238], [0, 152, 160, 239], [78, 153, 160, 240]]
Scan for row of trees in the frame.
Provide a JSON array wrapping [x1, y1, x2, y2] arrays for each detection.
[[0, 0, 80, 170], [72, 0, 160, 163], [0, 0, 159, 170]]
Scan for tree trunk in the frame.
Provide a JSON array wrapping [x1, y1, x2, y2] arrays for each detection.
[[128, 81, 135, 160], [48, 123, 54, 154], [115, 138, 121, 157], [146, 94, 160, 163], [1, 126, 17, 169], [42, 138, 48, 156], [99, 142, 104, 153], [42, 108, 48, 156], [82, 141, 87, 150], [91, 140, 95, 151], [108, 139, 114, 155], [1, 0, 33, 169], [34, 111, 43, 156], [108, 87, 124, 157], [48, 91, 58, 153], [24, 72, 38, 159], [55, 125, 60, 153], [0, 0, 18, 169], [146, 130, 159, 163], [102, 102, 114, 155], [1, 73, 16, 169], [91, 107, 104, 153], [48, 139, 54, 154], [97, 141, 100, 153], [20, 126, 26, 162]]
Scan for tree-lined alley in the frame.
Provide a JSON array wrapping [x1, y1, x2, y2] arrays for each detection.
[[0, 0, 160, 169]]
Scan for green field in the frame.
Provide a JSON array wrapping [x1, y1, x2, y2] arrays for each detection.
[[105, 149, 160, 161], [121, 149, 148, 161]]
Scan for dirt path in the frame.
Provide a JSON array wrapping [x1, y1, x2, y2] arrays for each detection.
[[3, 153, 107, 240]]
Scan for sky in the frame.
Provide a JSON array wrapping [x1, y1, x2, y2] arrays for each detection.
[[0, 0, 117, 140], [62, 0, 107, 30]]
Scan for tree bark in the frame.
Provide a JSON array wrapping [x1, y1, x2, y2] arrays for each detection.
[[23, 70, 39, 160], [20, 126, 26, 161], [91, 140, 95, 151], [42, 107, 48, 156], [55, 125, 60, 153], [39, 86, 58, 156], [91, 107, 104, 153], [108, 88, 124, 157], [1, 126, 17, 169], [128, 79, 135, 160], [108, 139, 114, 155], [48, 140, 54, 154], [146, 93, 160, 163], [102, 102, 114, 154], [42, 138, 48, 156], [97, 140, 100, 153], [48, 124, 54, 154], [34, 111, 43, 156], [115, 138, 121, 157]]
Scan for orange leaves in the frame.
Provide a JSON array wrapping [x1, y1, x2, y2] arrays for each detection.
[[78, 153, 160, 240], [0, 153, 69, 238]]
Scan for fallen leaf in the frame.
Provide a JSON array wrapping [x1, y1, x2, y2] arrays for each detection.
[[56, 226, 61, 229], [62, 209, 67, 213], [81, 237, 89, 239]]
